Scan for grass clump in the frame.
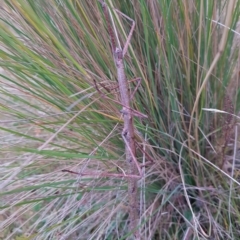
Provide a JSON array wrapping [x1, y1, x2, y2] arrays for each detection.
[[0, 0, 240, 239]]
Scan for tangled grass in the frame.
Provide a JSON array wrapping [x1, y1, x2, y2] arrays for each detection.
[[0, 0, 240, 239]]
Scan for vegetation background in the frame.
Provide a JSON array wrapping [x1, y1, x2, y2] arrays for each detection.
[[1, 0, 240, 239]]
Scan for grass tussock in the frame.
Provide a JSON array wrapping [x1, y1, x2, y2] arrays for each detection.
[[0, 0, 240, 239]]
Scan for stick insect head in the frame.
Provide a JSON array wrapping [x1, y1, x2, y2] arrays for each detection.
[[114, 47, 123, 66]]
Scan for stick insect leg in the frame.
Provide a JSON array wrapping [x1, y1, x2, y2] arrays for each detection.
[[114, 9, 136, 57], [93, 79, 106, 97], [62, 169, 140, 179], [97, 78, 141, 100], [130, 77, 141, 101], [121, 132, 142, 178]]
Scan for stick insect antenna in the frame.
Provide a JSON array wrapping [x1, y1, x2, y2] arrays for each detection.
[[99, 0, 117, 54]]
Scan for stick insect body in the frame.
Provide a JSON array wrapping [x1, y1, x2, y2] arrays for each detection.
[[64, 1, 147, 238], [99, 2, 146, 237]]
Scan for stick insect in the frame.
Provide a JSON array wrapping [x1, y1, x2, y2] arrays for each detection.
[[64, 1, 147, 238], [99, 2, 148, 237]]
